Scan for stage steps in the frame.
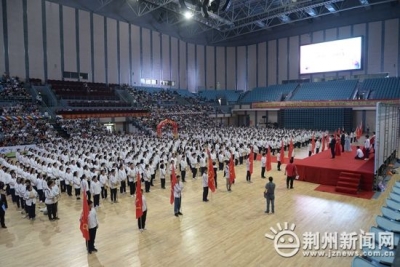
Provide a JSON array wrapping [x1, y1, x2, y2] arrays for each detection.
[[335, 172, 361, 194]]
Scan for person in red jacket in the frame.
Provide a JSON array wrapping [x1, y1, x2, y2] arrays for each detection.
[[285, 158, 298, 189]]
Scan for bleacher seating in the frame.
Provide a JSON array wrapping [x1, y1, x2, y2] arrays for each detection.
[[173, 89, 195, 98], [240, 84, 298, 103], [67, 100, 131, 108], [198, 90, 241, 103], [360, 77, 400, 99], [290, 80, 358, 101]]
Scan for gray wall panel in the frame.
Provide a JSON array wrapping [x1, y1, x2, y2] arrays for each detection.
[[119, 21, 130, 84], [27, 0, 44, 80], [288, 36, 299, 80], [247, 44, 256, 90], [226, 47, 235, 89], [206, 46, 215, 89], [130, 25, 140, 85], [383, 19, 398, 76], [78, 10, 91, 80], [152, 31, 161, 82], [63, 6, 76, 73], [278, 38, 288, 83], [367, 21, 382, 74], [106, 18, 118, 83], [257, 42, 266, 87], [170, 37, 178, 87], [0, 2, 3, 75], [338, 26, 351, 38], [142, 28, 151, 80], [196, 44, 205, 90], [187, 43, 195, 92], [237, 46, 246, 90], [7, 0, 25, 78], [161, 34, 170, 81], [216, 46, 225, 89], [45, 2, 61, 80], [93, 14, 105, 83], [352, 23, 366, 75], [179, 40, 187, 89], [267, 40, 277, 86]]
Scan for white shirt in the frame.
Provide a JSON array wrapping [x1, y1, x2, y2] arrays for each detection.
[[261, 156, 266, 167], [142, 195, 147, 212], [364, 139, 370, 149], [173, 181, 183, 198], [356, 148, 364, 158], [25, 189, 38, 206], [202, 173, 208, 187], [90, 180, 102, 195], [88, 207, 98, 229]]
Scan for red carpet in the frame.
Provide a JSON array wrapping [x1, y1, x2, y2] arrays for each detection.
[[296, 146, 374, 191], [314, 184, 375, 199]]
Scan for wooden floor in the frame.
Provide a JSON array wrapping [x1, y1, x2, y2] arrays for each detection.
[[0, 149, 397, 267]]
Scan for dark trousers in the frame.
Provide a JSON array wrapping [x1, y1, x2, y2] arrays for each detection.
[[46, 203, 56, 220], [60, 180, 66, 192], [316, 148, 320, 154], [246, 171, 251, 182], [277, 161, 281, 171], [161, 179, 166, 189], [365, 148, 370, 159], [203, 186, 209, 201], [86, 191, 91, 202], [75, 188, 81, 198], [128, 181, 135, 195], [286, 176, 294, 189], [181, 170, 186, 182], [191, 168, 197, 178], [261, 167, 266, 178], [19, 197, 25, 210], [15, 195, 20, 208], [150, 174, 155, 186], [101, 186, 108, 199], [27, 203, 36, 219], [138, 210, 147, 229], [308, 151, 312, 157], [218, 162, 224, 171], [0, 210, 5, 227], [239, 156, 243, 165], [254, 153, 257, 160], [341, 142, 345, 152], [266, 196, 275, 213], [87, 226, 97, 252], [66, 185, 72, 196], [93, 194, 100, 207], [174, 197, 181, 214], [330, 147, 335, 158], [214, 168, 218, 188], [10, 188, 16, 203], [145, 181, 150, 192], [120, 181, 126, 193], [110, 188, 117, 202], [200, 167, 206, 176]]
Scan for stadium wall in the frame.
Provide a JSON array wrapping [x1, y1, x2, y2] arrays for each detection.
[[0, 0, 399, 92]]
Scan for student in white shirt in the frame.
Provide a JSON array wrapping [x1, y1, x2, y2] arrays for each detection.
[[245, 155, 252, 183], [143, 165, 151, 193], [65, 168, 73, 197], [276, 151, 281, 171], [261, 153, 266, 178], [364, 135, 371, 160], [109, 169, 119, 203], [173, 175, 183, 216], [73, 171, 81, 200], [45, 180, 57, 221], [137, 189, 147, 231], [202, 168, 209, 202], [90, 176, 102, 208], [308, 141, 313, 157], [180, 155, 187, 183], [159, 163, 166, 189], [127, 163, 135, 197], [81, 175, 90, 201], [24, 184, 37, 220], [86, 200, 99, 254], [354, 146, 364, 160], [118, 165, 127, 195], [315, 139, 321, 154], [99, 170, 108, 199], [224, 163, 231, 192]]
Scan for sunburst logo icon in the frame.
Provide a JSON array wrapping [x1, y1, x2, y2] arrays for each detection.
[[265, 222, 300, 258]]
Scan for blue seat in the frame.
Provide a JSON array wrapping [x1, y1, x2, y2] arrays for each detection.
[[381, 206, 400, 221], [351, 256, 386, 267], [386, 199, 400, 211], [390, 193, 400, 203], [370, 226, 400, 247], [376, 215, 400, 233], [393, 186, 400, 195]]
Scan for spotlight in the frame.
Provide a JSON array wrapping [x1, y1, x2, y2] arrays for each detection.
[[184, 11, 193, 19]]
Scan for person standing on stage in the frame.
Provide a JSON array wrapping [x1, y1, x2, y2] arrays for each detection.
[[329, 135, 336, 159], [341, 132, 346, 153], [264, 177, 275, 214], [174, 175, 183, 217], [260, 153, 266, 178], [308, 141, 313, 157], [138, 189, 147, 231], [284, 158, 297, 189], [315, 139, 321, 154], [354, 146, 364, 160], [87, 200, 99, 254], [364, 135, 371, 160]]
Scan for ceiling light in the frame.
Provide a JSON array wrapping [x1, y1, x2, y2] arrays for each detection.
[[305, 8, 317, 17], [325, 3, 337, 13], [184, 11, 193, 19]]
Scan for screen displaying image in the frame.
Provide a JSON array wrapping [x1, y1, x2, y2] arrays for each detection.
[[300, 37, 362, 74]]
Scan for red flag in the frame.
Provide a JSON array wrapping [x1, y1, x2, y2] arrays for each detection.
[[229, 155, 236, 184], [135, 173, 143, 219], [266, 147, 272, 172], [311, 135, 315, 153], [279, 140, 284, 163], [288, 139, 294, 159], [207, 150, 216, 193], [170, 166, 177, 204], [249, 148, 254, 174], [79, 190, 90, 241], [322, 135, 326, 152]]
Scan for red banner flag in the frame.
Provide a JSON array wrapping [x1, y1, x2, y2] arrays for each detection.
[[266, 147, 272, 172], [322, 135, 326, 152], [135, 173, 143, 219], [207, 150, 216, 193], [229, 155, 236, 184], [279, 140, 285, 163], [249, 148, 254, 174], [79, 190, 90, 241], [288, 138, 294, 159], [170, 166, 177, 204], [311, 135, 315, 153]]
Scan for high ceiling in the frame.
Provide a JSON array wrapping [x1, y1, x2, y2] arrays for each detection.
[[47, 0, 400, 46]]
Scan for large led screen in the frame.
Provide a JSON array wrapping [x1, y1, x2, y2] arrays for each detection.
[[300, 37, 362, 74]]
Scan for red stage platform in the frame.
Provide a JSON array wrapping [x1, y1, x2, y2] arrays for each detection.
[[295, 147, 374, 191]]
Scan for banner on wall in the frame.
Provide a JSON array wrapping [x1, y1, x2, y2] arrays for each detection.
[[0, 115, 45, 121], [251, 99, 400, 109]]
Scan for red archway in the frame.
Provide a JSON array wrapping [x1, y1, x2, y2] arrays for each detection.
[[157, 119, 178, 139]]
